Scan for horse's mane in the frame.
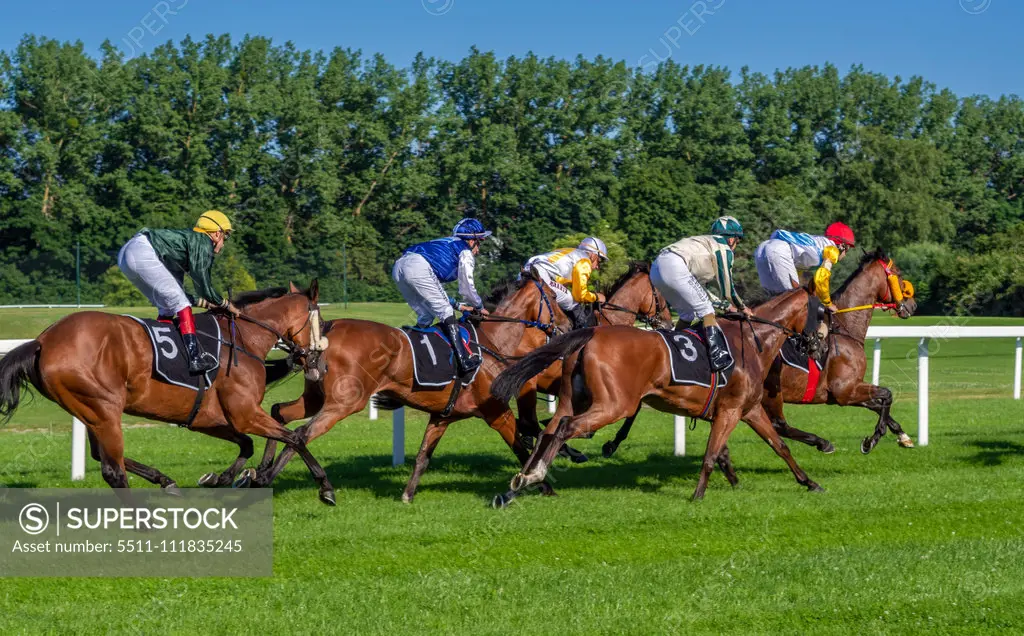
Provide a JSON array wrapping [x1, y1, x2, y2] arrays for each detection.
[[485, 269, 538, 307], [231, 286, 293, 308], [835, 248, 888, 298], [602, 261, 650, 297]]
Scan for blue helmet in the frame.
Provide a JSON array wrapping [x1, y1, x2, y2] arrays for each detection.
[[452, 218, 492, 240]]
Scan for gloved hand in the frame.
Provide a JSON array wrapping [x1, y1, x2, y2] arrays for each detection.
[[222, 300, 242, 317]]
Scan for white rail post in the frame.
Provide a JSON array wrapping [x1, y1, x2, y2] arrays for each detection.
[[71, 417, 86, 481], [1014, 337, 1022, 400], [872, 338, 882, 386], [674, 415, 686, 456], [918, 338, 929, 447], [547, 394, 556, 414], [369, 394, 378, 420], [392, 407, 405, 466]]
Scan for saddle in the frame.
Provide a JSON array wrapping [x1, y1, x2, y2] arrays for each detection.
[[400, 322, 482, 390], [126, 314, 222, 391], [656, 328, 735, 388]]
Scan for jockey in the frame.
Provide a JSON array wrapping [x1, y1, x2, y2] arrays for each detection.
[[392, 218, 492, 374], [117, 210, 240, 375], [754, 222, 856, 313], [524, 237, 608, 328], [649, 216, 752, 372]]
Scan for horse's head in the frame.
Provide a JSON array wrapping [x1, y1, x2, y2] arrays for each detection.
[[835, 250, 917, 320], [602, 262, 673, 329], [234, 280, 329, 382], [497, 270, 573, 336], [864, 252, 917, 319]]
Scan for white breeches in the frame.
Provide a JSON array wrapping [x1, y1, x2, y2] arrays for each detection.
[[392, 253, 454, 326], [650, 251, 714, 324], [755, 239, 801, 295], [117, 233, 190, 316]]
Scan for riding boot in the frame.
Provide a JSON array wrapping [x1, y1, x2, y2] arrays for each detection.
[[702, 324, 734, 372], [443, 316, 480, 375], [176, 307, 218, 375]]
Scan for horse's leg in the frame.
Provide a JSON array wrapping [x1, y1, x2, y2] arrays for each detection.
[[764, 391, 835, 454], [256, 400, 360, 488], [401, 416, 452, 504], [715, 444, 739, 487], [693, 407, 741, 500], [262, 381, 327, 472], [191, 425, 254, 487], [86, 429, 179, 491], [743, 405, 823, 492], [516, 383, 542, 444], [836, 383, 912, 454], [228, 409, 336, 505], [601, 406, 641, 458]]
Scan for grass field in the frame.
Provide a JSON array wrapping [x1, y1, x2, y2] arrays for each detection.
[[1, 306, 1023, 633]]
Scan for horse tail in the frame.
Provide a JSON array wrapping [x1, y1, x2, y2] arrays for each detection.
[[491, 328, 596, 403], [0, 340, 42, 425]]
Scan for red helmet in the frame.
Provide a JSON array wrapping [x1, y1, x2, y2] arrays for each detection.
[[825, 222, 855, 247]]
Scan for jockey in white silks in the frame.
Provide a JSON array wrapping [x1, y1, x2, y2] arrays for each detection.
[[649, 216, 752, 372], [392, 218, 492, 374], [754, 222, 856, 315]]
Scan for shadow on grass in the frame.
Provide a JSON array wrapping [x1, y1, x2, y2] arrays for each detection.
[[965, 440, 1024, 467], [266, 450, 792, 502]]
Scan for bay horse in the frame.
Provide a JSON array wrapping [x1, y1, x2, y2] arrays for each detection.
[[490, 289, 816, 505], [602, 250, 918, 458], [511, 262, 673, 459], [252, 271, 573, 503], [0, 282, 338, 503]]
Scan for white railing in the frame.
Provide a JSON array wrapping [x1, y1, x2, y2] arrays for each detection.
[[5, 324, 1022, 475], [671, 324, 1024, 455]]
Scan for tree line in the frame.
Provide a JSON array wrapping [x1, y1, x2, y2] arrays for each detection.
[[1, 35, 1022, 315]]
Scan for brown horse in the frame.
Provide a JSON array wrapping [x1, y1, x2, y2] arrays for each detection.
[[490, 289, 816, 505], [512, 262, 673, 458], [602, 250, 918, 458], [0, 282, 338, 503], [254, 272, 573, 503]]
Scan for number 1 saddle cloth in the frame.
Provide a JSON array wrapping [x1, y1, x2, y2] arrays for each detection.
[[400, 322, 482, 390]]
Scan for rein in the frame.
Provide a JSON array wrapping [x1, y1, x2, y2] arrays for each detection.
[[836, 302, 898, 314], [596, 274, 669, 328]]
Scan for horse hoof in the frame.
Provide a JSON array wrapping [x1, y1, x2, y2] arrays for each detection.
[[569, 451, 589, 464], [232, 473, 252, 489], [601, 442, 618, 458], [319, 490, 337, 506], [163, 482, 183, 496], [819, 441, 836, 454], [492, 494, 509, 509], [510, 473, 527, 491], [807, 482, 825, 493], [860, 438, 875, 455], [897, 435, 915, 448], [198, 472, 219, 488], [538, 482, 556, 496], [401, 492, 414, 504]]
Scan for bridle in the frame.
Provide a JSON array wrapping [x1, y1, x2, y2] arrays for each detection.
[[835, 258, 913, 316], [226, 297, 329, 376], [478, 278, 565, 337]]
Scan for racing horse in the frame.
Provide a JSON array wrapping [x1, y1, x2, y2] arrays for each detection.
[[0, 282, 337, 503], [252, 271, 573, 503], [510, 261, 673, 458], [490, 289, 816, 505], [602, 250, 918, 458]]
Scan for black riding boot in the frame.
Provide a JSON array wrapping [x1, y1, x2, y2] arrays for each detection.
[[703, 323, 734, 372], [183, 333, 218, 375], [443, 316, 480, 375]]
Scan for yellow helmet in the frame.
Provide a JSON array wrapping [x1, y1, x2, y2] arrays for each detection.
[[193, 210, 232, 235]]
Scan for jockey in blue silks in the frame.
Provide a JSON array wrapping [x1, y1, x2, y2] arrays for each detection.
[[392, 218, 492, 374]]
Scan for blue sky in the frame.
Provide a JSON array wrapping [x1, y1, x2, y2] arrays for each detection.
[[1, 0, 1019, 98]]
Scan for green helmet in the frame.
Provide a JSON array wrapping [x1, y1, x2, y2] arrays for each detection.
[[710, 215, 744, 238]]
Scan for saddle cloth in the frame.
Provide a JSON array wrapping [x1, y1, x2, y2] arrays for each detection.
[[400, 322, 482, 390], [655, 328, 735, 388], [779, 335, 828, 374], [126, 314, 222, 390]]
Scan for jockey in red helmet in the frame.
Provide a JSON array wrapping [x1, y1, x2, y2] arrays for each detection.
[[754, 221, 855, 313]]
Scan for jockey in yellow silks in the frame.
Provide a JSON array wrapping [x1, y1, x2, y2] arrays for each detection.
[[524, 237, 608, 328]]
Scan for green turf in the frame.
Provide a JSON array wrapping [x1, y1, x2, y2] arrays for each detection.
[[1, 307, 1023, 633]]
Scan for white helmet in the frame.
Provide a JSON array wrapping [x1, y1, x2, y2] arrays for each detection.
[[578, 237, 609, 261]]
